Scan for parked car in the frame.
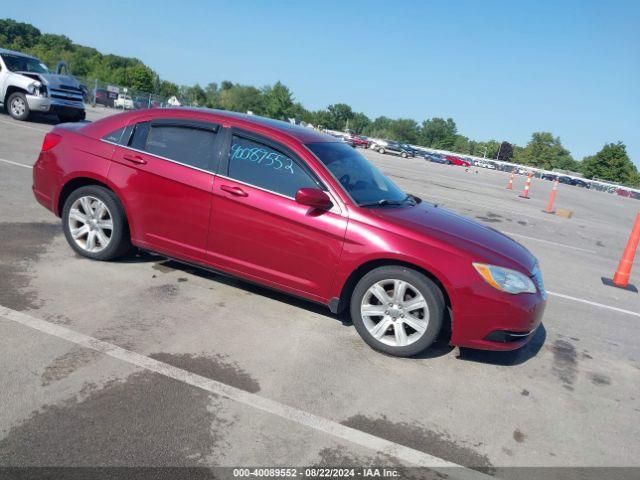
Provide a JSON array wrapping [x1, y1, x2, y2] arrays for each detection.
[[0, 48, 86, 122], [32, 108, 546, 357], [376, 141, 415, 158], [541, 173, 558, 181], [475, 160, 496, 169], [424, 153, 448, 164], [444, 155, 471, 167], [400, 144, 421, 157], [348, 134, 370, 148], [93, 89, 115, 108], [571, 178, 590, 188], [113, 94, 135, 109]]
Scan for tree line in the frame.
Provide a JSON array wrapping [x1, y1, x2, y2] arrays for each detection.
[[1, 18, 637, 187]]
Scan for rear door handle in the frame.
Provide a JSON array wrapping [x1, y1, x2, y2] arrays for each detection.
[[123, 154, 147, 165], [220, 184, 248, 197]]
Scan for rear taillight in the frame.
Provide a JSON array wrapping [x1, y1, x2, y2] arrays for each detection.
[[41, 132, 62, 152]]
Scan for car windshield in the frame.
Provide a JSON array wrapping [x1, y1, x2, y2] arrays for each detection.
[[307, 142, 410, 207], [1, 53, 49, 74]]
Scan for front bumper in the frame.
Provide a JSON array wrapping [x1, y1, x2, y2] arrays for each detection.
[[450, 285, 547, 351], [26, 95, 85, 114]]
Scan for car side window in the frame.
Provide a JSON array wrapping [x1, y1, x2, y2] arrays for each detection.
[[102, 126, 127, 144], [127, 122, 217, 172], [228, 135, 320, 198]]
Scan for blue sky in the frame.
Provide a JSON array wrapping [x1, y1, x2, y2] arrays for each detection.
[[4, 0, 639, 166]]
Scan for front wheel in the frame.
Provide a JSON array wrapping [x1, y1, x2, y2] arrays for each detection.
[[350, 266, 444, 357], [8, 92, 30, 121], [62, 185, 132, 261], [401, 152, 408, 158], [378, 148, 385, 154]]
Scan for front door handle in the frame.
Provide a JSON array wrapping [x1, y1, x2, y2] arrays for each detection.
[[123, 154, 147, 165], [220, 184, 248, 197]]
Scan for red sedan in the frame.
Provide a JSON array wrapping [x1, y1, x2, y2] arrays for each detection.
[[32, 109, 546, 356], [348, 134, 370, 148], [444, 155, 472, 167]]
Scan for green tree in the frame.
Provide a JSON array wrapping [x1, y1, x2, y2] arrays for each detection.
[[219, 84, 264, 113], [129, 64, 155, 92], [514, 132, 577, 170], [420, 118, 458, 149], [157, 80, 179, 99], [349, 112, 371, 134], [204, 82, 219, 108], [325, 103, 355, 130], [581, 142, 638, 184], [262, 81, 296, 119], [495, 141, 514, 161], [184, 84, 207, 106]]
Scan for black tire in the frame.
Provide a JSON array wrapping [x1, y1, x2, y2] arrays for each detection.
[[62, 185, 132, 261], [401, 152, 408, 158], [7, 92, 30, 121], [350, 266, 444, 357], [378, 148, 385, 154]]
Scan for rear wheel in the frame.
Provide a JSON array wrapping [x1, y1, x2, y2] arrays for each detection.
[[8, 92, 30, 121], [378, 147, 385, 154], [62, 185, 132, 261], [350, 266, 444, 357]]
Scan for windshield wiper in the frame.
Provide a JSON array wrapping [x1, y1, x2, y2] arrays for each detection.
[[359, 195, 414, 208]]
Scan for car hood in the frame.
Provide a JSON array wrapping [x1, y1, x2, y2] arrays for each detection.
[[16, 71, 82, 89], [369, 201, 537, 273]]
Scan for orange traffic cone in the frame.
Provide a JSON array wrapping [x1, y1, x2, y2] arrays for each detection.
[[506, 173, 514, 190], [602, 212, 640, 292], [519, 174, 533, 199], [543, 180, 559, 213]]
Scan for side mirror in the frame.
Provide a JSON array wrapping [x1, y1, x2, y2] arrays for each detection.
[[295, 188, 332, 210]]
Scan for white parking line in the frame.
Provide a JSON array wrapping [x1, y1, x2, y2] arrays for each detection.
[[502, 231, 596, 254], [0, 157, 33, 169], [0, 118, 50, 133], [548, 291, 640, 317], [0, 305, 488, 480]]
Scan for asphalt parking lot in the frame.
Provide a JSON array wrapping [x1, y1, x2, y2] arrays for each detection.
[[0, 107, 639, 477]]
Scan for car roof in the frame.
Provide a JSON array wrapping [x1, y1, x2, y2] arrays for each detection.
[[0, 48, 38, 59], [85, 107, 336, 144]]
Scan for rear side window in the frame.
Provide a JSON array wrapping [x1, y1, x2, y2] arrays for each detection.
[[228, 135, 319, 198], [102, 126, 127, 144], [127, 122, 217, 171]]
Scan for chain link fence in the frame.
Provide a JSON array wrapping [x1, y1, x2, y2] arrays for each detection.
[[77, 78, 188, 111]]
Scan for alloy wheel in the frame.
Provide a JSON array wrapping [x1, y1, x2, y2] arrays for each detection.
[[67, 196, 113, 253], [360, 279, 429, 347]]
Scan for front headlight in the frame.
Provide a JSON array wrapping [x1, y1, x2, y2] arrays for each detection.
[[27, 81, 43, 95], [472, 263, 537, 294]]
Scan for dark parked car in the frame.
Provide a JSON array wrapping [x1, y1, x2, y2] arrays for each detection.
[[376, 141, 415, 158], [424, 153, 448, 164], [400, 144, 421, 156], [557, 176, 589, 188], [32, 108, 546, 357]]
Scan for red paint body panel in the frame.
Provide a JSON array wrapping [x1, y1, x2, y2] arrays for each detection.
[[32, 108, 546, 351]]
